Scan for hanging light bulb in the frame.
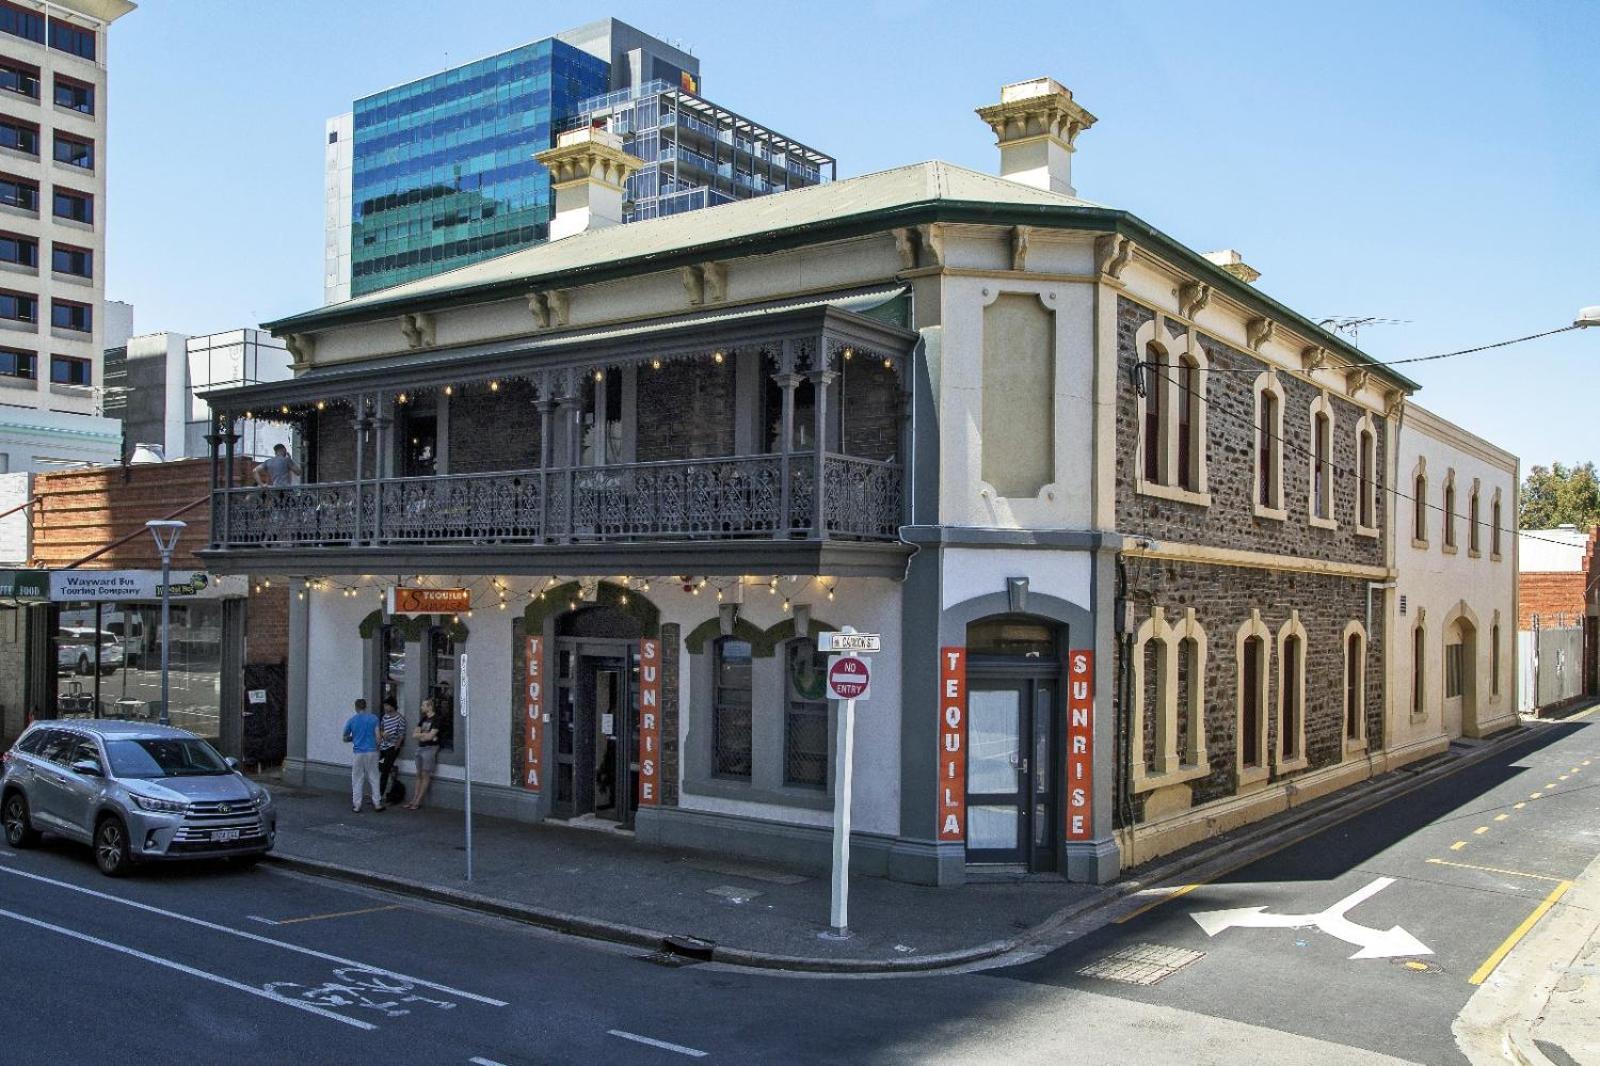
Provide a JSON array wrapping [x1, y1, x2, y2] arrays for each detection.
[[715, 588, 724, 601], [444, 385, 454, 396], [489, 380, 500, 392], [842, 347, 854, 361], [316, 400, 327, 411], [712, 350, 725, 364], [883, 357, 892, 369], [263, 579, 272, 589], [827, 585, 836, 601], [619, 594, 629, 605], [397, 393, 408, 405], [641, 579, 650, 592], [594, 369, 604, 382], [782, 598, 792, 612], [651, 358, 662, 370]]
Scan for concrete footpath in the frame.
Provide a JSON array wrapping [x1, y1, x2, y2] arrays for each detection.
[[260, 721, 1543, 974]]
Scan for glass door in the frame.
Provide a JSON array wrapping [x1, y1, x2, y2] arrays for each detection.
[[965, 682, 1027, 863]]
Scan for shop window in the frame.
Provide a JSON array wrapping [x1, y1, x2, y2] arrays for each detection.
[[711, 637, 752, 779], [782, 639, 828, 788], [378, 623, 408, 720], [426, 626, 457, 750], [53, 600, 221, 740]]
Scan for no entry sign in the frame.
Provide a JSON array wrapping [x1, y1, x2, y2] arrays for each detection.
[[826, 655, 872, 701]]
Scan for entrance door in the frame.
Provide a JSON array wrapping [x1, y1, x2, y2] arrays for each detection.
[[965, 677, 1058, 868], [554, 650, 634, 825]]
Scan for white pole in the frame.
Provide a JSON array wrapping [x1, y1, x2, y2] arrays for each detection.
[[461, 649, 472, 882], [827, 692, 856, 936]]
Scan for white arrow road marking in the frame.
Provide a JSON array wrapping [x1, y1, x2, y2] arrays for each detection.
[[1190, 876, 1432, 960]]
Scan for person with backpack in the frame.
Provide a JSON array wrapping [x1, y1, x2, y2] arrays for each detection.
[[377, 697, 406, 806], [342, 698, 383, 813]]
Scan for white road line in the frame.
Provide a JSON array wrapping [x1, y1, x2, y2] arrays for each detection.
[[248, 916, 281, 926], [468, 1058, 509, 1066], [607, 1029, 708, 1058], [0, 904, 375, 1031], [0, 864, 507, 1007]]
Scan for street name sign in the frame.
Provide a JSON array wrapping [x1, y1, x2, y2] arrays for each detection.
[[818, 631, 881, 654]]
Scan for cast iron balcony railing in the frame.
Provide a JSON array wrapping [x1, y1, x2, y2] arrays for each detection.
[[211, 453, 901, 550]]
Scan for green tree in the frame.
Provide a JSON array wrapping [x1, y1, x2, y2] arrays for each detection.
[[1519, 461, 1600, 529]]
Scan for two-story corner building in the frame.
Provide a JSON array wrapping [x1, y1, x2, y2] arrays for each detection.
[[201, 79, 1438, 887], [1385, 405, 1518, 758]]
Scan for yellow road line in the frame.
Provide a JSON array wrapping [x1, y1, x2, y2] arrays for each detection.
[[1114, 883, 1201, 924], [1494, 814, 1509, 822], [1531, 792, 1543, 799], [1450, 841, 1468, 851], [1473, 826, 1490, 835], [1425, 858, 1568, 884], [1514, 802, 1526, 810], [271, 904, 402, 926], [1469, 881, 1574, 985], [1545, 783, 1558, 789], [1559, 775, 1570, 781]]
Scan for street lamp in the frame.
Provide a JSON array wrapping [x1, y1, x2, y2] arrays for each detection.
[[145, 520, 186, 727], [1576, 306, 1600, 329]]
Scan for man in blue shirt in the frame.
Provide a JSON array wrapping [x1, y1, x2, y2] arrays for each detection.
[[343, 698, 384, 813]]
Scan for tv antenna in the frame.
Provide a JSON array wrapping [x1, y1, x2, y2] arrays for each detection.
[[1316, 316, 1411, 346]]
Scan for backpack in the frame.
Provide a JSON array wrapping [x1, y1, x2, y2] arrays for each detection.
[[386, 774, 406, 806]]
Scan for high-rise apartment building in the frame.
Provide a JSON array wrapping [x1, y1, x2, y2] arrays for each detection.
[[0, 0, 132, 472], [324, 17, 829, 304]]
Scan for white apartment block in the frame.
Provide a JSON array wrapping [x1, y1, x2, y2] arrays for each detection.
[[0, 0, 133, 472]]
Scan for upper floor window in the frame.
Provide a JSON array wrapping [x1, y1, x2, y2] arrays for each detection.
[[1309, 395, 1334, 526], [50, 297, 89, 332], [0, 344, 32, 378], [52, 74, 92, 114], [0, 117, 38, 155], [1254, 373, 1284, 516], [1413, 471, 1428, 543], [0, 172, 36, 210], [711, 638, 753, 780], [47, 17, 94, 61], [1177, 354, 1201, 491], [0, 230, 35, 267], [52, 132, 92, 170], [0, 55, 39, 99], [1134, 319, 1208, 498], [1356, 417, 1377, 532], [51, 242, 89, 277], [1442, 473, 1457, 549], [0, 288, 35, 322], [0, 3, 44, 46], [1468, 483, 1481, 555], [1142, 342, 1165, 483], [1492, 494, 1503, 558], [52, 187, 90, 223], [49, 352, 89, 385]]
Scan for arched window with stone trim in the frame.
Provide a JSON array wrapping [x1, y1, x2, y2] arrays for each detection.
[[1143, 341, 1167, 484], [1343, 621, 1367, 748], [1253, 372, 1285, 517], [1309, 393, 1335, 526], [1491, 490, 1504, 559], [1356, 413, 1378, 533], [1491, 616, 1502, 696], [711, 636, 754, 780], [1469, 480, 1482, 555], [1443, 470, 1458, 550], [1177, 352, 1202, 492], [1132, 606, 1210, 791], [1413, 462, 1428, 545], [1276, 612, 1308, 769], [1235, 611, 1272, 787], [1412, 615, 1427, 717]]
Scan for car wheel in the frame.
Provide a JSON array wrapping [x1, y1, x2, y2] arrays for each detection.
[[2, 792, 40, 848], [94, 816, 132, 877]]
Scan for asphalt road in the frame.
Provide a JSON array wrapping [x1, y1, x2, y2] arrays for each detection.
[[0, 713, 1592, 1065]]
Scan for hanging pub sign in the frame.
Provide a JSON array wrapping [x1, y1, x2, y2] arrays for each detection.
[[388, 587, 471, 615], [522, 636, 545, 792], [937, 647, 967, 842], [1064, 650, 1095, 841], [637, 638, 662, 806]]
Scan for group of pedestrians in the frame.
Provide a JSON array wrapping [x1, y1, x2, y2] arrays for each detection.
[[343, 696, 444, 814]]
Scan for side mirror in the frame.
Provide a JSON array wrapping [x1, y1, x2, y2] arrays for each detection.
[[70, 758, 102, 777], [225, 757, 242, 772]]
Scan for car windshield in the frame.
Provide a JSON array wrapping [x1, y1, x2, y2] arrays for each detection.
[[104, 738, 230, 778]]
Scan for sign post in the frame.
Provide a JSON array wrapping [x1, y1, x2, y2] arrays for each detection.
[[461, 650, 473, 882], [819, 626, 876, 940]]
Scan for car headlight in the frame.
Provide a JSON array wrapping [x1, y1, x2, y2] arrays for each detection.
[[130, 794, 189, 815], [250, 790, 271, 810]]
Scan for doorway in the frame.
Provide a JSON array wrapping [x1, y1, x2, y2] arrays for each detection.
[[963, 614, 1063, 871], [552, 640, 641, 827]]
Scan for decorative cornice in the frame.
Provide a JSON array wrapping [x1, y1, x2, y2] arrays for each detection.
[[1246, 316, 1275, 352], [533, 135, 640, 190], [975, 86, 1097, 149], [682, 261, 728, 307], [526, 290, 569, 329], [1011, 225, 1031, 272], [1300, 344, 1329, 372], [399, 312, 435, 349], [1095, 233, 1134, 279], [1178, 281, 1211, 320]]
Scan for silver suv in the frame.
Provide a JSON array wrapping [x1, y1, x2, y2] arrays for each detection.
[[1, 720, 276, 876]]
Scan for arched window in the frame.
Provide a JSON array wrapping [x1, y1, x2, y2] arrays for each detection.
[[1344, 622, 1367, 747], [1443, 473, 1457, 549], [1492, 493, 1503, 558], [1414, 472, 1428, 544], [1139, 625, 1165, 775], [1412, 621, 1426, 717], [1236, 610, 1272, 788], [1469, 483, 1481, 555], [1254, 373, 1284, 516], [1277, 612, 1308, 768], [1491, 620, 1501, 695], [1309, 395, 1334, 524], [1143, 342, 1166, 484], [1178, 354, 1201, 491], [782, 639, 829, 788], [1357, 417, 1377, 532], [1133, 607, 1209, 790], [712, 637, 754, 779]]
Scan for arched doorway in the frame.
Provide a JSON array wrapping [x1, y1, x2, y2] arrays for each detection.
[[964, 614, 1062, 870], [1443, 614, 1477, 739], [552, 605, 645, 826]]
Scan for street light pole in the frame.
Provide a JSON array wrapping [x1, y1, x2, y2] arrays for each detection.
[[145, 520, 186, 727]]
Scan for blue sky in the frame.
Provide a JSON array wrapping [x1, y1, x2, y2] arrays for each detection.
[[107, 0, 1597, 467]]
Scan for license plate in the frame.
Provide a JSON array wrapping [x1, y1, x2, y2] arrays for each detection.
[[213, 829, 239, 843]]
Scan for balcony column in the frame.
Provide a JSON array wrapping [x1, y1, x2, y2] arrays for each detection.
[[205, 415, 223, 547], [773, 339, 800, 538], [369, 396, 394, 542], [808, 346, 838, 540], [557, 370, 581, 542], [351, 395, 370, 545], [534, 384, 558, 545], [221, 415, 238, 548]]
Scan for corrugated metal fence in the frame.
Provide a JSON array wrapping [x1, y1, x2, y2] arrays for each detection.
[[1519, 616, 1585, 713]]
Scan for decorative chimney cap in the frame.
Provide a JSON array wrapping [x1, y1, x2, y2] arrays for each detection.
[[976, 77, 1097, 150], [1202, 249, 1261, 284], [536, 127, 640, 190]]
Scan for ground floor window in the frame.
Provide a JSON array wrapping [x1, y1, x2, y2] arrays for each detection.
[[712, 637, 753, 779], [782, 639, 829, 788]]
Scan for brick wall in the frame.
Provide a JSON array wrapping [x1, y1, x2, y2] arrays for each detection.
[[636, 360, 736, 462], [841, 358, 901, 461], [448, 380, 539, 473], [247, 586, 289, 665], [312, 408, 356, 483], [1120, 562, 1384, 823], [1115, 299, 1386, 568], [1519, 572, 1584, 629]]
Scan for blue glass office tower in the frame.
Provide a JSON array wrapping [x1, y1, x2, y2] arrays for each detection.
[[348, 40, 609, 297]]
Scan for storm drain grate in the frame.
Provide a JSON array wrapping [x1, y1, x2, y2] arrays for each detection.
[[1077, 942, 1205, 985]]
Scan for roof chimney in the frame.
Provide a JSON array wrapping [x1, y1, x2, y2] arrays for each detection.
[[1202, 249, 1261, 284], [976, 77, 1096, 197], [534, 126, 641, 241]]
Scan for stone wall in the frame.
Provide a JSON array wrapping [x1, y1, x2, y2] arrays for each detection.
[[1120, 562, 1384, 823], [1115, 298, 1386, 568]]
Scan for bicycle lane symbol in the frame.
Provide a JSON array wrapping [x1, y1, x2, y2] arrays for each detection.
[[264, 967, 461, 1019]]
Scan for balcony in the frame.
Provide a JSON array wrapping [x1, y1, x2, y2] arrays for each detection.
[[200, 290, 917, 578]]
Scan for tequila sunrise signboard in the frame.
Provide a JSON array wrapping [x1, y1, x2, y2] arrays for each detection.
[[387, 587, 471, 614]]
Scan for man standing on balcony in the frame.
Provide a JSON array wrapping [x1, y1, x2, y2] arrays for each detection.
[[255, 442, 302, 487], [343, 698, 384, 813]]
